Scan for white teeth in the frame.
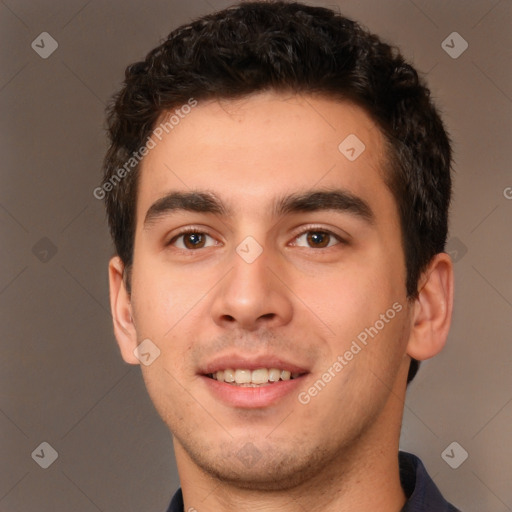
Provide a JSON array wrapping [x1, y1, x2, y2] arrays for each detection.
[[268, 368, 281, 382], [210, 368, 302, 385], [235, 369, 252, 384], [223, 369, 235, 383], [251, 368, 269, 384]]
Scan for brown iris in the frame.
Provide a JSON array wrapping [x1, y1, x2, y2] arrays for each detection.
[[306, 231, 331, 248], [183, 232, 207, 249]]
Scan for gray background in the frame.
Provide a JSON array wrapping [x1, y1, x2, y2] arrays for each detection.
[[1, 0, 511, 510]]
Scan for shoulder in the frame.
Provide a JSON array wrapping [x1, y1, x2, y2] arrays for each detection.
[[399, 451, 462, 512], [163, 487, 184, 512]]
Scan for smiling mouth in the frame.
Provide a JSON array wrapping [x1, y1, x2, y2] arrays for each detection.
[[206, 368, 307, 387]]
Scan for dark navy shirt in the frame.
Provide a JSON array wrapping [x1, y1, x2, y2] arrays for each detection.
[[165, 451, 460, 511]]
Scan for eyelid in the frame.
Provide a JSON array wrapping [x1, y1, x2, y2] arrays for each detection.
[[288, 224, 349, 246], [166, 226, 221, 248], [164, 224, 349, 250]]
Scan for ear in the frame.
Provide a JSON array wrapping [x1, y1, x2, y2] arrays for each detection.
[[108, 256, 140, 365], [406, 252, 454, 361]]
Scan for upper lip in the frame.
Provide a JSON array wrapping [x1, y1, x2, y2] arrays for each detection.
[[198, 353, 310, 375]]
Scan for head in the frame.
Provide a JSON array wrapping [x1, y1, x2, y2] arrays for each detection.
[[102, 0, 453, 491]]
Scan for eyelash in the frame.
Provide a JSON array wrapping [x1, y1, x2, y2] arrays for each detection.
[[167, 225, 346, 251]]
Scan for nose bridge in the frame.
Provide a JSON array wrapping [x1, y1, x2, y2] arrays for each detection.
[[210, 239, 293, 330], [233, 243, 272, 299]]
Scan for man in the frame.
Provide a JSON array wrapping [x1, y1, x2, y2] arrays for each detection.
[[100, 1, 459, 510]]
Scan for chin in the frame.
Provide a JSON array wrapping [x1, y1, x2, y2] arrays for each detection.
[[178, 436, 336, 492]]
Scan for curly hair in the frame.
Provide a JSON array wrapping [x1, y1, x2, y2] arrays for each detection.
[[101, 1, 452, 384]]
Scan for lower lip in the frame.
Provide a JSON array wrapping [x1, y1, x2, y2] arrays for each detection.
[[200, 375, 308, 408]]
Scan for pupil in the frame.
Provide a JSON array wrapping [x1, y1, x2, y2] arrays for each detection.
[[307, 231, 329, 248], [185, 233, 204, 248]]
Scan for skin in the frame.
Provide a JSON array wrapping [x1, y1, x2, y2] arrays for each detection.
[[109, 92, 454, 512]]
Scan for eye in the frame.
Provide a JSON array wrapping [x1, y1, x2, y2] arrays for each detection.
[[292, 230, 342, 249], [169, 230, 218, 250]]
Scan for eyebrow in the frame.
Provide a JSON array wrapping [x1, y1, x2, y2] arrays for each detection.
[[143, 189, 374, 227]]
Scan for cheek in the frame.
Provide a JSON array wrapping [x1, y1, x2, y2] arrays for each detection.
[[299, 256, 408, 376], [140, 364, 190, 431], [306, 262, 399, 331], [130, 256, 212, 338]]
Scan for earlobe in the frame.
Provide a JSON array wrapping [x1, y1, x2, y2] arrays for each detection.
[[108, 256, 140, 365], [406, 253, 454, 361]]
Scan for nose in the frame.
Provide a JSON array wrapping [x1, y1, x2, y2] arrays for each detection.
[[210, 246, 294, 331]]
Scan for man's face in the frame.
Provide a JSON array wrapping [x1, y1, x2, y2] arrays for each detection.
[[127, 92, 413, 489]]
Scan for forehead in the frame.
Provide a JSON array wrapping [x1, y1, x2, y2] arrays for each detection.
[[136, 92, 391, 222]]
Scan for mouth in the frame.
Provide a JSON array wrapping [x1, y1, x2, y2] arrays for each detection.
[[198, 356, 310, 408], [205, 368, 307, 387]]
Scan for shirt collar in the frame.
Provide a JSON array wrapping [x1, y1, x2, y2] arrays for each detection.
[[399, 451, 460, 512]]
